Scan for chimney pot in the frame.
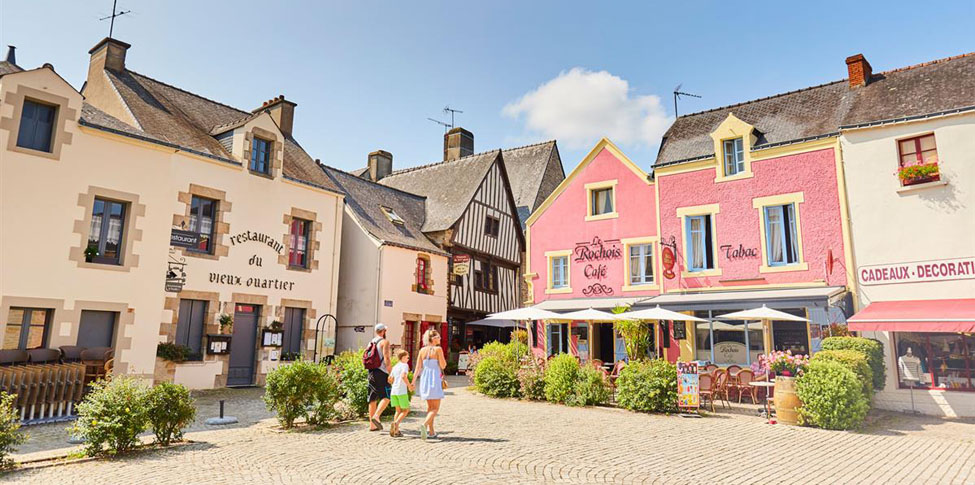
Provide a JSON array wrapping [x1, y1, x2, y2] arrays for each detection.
[[846, 53, 872, 88], [88, 37, 130, 73], [252, 96, 298, 136], [4, 45, 15, 64], [443, 127, 474, 161]]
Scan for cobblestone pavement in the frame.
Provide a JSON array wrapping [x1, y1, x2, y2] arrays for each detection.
[[6, 377, 975, 484]]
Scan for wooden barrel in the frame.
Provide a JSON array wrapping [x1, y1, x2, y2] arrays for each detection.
[[773, 376, 802, 425]]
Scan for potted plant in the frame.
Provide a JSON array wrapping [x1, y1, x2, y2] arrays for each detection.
[[897, 163, 940, 186], [765, 351, 809, 425], [268, 320, 284, 331], [218, 314, 233, 334], [84, 245, 99, 263]]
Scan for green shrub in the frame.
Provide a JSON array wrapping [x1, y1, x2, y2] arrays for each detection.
[[309, 367, 342, 426], [796, 360, 869, 430], [264, 360, 322, 428], [616, 359, 678, 413], [146, 383, 196, 445], [156, 342, 193, 363], [822, 336, 885, 391], [613, 305, 650, 360], [71, 377, 150, 456], [570, 364, 610, 407], [813, 349, 873, 398], [511, 329, 529, 345], [332, 350, 369, 417], [473, 356, 521, 398], [544, 354, 580, 404], [479, 341, 528, 366], [517, 361, 547, 401], [0, 391, 27, 469]]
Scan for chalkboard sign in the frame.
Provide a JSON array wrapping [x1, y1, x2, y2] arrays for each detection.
[[673, 321, 687, 340]]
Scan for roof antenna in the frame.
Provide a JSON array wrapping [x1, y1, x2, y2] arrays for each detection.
[[99, 0, 131, 38], [427, 117, 451, 133], [673, 84, 702, 117], [443, 105, 463, 127]]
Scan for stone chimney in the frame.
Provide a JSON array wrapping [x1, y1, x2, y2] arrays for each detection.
[[252, 95, 297, 137], [846, 54, 872, 88], [88, 37, 130, 75], [366, 150, 393, 182], [4, 45, 15, 64], [443, 127, 474, 161]]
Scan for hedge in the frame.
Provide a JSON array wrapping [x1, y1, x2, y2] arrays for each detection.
[[615, 359, 678, 413], [813, 349, 873, 398], [796, 360, 869, 430], [821, 336, 885, 391]]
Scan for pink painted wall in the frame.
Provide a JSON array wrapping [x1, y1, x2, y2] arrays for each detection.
[[657, 148, 848, 291], [529, 147, 660, 303]]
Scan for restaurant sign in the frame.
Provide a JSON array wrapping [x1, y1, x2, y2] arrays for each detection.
[[453, 254, 471, 276], [574, 236, 622, 296], [170, 229, 201, 249], [858, 256, 975, 286]]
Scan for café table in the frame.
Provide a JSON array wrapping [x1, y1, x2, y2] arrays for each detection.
[[749, 381, 776, 421]]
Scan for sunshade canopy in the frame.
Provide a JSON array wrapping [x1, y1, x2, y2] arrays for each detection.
[[618, 305, 707, 322], [719, 305, 809, 322], [558, 307, 621, 321], [848, 299, 975, 332], [466, 318, 523, 328], [486, 306, 564, 321]]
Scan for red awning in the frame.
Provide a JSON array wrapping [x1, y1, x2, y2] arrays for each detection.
[[848, 299, 975, 332]]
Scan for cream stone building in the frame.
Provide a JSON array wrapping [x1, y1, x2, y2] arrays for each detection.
[[0, 39, 343, 389]]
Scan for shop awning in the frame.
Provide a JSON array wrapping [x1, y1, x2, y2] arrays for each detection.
[[848, 299, 975, 332], [639, 286, 847, 312], [466, 318, 524, 328], [535, 296, 650, 311]]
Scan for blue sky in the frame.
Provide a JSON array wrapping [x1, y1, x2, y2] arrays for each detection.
[[2, 1, 973, 172]]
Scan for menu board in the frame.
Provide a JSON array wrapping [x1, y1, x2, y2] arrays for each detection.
[[677, 362, 700, 411]]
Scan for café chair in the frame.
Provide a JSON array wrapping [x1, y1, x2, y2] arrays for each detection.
[[734, 369, 757, 403], [712, 369, 731, 409], [59, 345, 85, 363], [699, 374, 715, 412], [0, 349, 29, 366], [28, 348, 61, 364]]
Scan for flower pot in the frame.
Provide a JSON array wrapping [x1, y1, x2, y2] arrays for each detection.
[[902, 173, 941, 186], [773, 376, 802, 426]]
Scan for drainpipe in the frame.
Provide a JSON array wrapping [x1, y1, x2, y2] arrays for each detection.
[[326, 198, 344, 356], [375, 244, 385, 326]]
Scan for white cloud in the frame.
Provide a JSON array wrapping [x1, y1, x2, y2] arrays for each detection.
[[503, 68, 672, 150]]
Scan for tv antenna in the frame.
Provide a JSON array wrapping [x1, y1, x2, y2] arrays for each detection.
[[99, 0, 131, 38], [673, 84, 702, 117], [427, 117, 452, 133], [443, 105, 463, 127]]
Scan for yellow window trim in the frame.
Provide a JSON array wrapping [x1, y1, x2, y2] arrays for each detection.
[[675, 203, 721, 277], [545, 249, 572, 294], [752, 192, 808, 274], [711, 114, 757, 183], [584, 180, 619, 221], [620, 236, 659, 292]]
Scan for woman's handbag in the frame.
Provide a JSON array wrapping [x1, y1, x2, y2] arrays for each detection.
[[441, 377, 449, 390]]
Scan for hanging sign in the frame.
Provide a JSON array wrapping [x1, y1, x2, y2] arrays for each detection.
[[677, 362, 700, 411], [662, 247, 676, 280], [164, 249, 187, 293], [170, 229, 201, 249], [673, 321, 687, 340], [453, 254, 471, 275]]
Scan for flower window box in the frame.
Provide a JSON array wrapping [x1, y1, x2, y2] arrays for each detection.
[[898, 163, 940, 187]]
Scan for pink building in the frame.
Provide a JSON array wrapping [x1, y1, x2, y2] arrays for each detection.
[[526, 139, 664, 363]]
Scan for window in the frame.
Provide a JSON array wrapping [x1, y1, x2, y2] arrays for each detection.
[[3, 308, 50, 350], [898, 134, 938, 167], [723, 138, 744, 176], [685, 215, 714, 272], [381, 206, 404, 225], [16, 99, 56, 152], [894, 332, 974, 391], [174, 300, 207, 359], [484, 215, 500, 237], [282, 307, 305, 359], [628, 244, 654, 285], [590, 188, 614, 216], [551, 255, 569, 289], [548, 323, 569, 356], [473, 259, 498, 293], [189, 196, 217, 253], [764, 204, 799, 266], [415, 256, 431, 294], [88, 198, 126, 265], [288, 218, 310, 268], [250, 137, 272, 174]]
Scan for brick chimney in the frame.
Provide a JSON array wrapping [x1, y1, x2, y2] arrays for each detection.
[[4, 45, 15, 64], [88, 37, 130, 75], [443, 127, 474, 161], [846, 54, 872, 88], [365, 150, 393, 181], [252, 95, 297, 137]]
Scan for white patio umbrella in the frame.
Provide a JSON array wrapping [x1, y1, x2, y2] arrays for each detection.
[[617, 305, 707, 322], [718, 305, 809, 368], [486, 306, 564, 355], [556, 308, 623, 362]]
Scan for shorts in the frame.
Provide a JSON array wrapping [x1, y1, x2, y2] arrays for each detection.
[[368, 369, 390, 402], [390, 394, 410, 409]]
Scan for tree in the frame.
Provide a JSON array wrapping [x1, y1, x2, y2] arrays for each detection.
[[612, 305, 649, 361]]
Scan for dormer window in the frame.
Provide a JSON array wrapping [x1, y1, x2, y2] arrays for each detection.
[[381, 206, 404, 225], [723, 138, 744, 176], [250, 136, 272, 175], [17, 99, 57, 153]]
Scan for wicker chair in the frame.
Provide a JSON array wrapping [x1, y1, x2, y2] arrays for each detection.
[[726, 364, 742, 375], [712, 369, 731, 409], [699, 374, 715, 412], [81, 348, 112, 384], [733, 369, 757, 403]]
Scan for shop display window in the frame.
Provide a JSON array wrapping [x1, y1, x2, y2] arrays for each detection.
[[895, 332, 974, 391]]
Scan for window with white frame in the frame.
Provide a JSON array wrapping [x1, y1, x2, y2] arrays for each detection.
[[628, 244, 654, 285], [551, 255, 569, 289], [685, 215, 715, 272], [723, 138, 744, 176], [590, 187, 614, 216], [764, 204, 799, 266]]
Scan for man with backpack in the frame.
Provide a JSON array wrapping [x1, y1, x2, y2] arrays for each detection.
[[365, 323, 392, 431]]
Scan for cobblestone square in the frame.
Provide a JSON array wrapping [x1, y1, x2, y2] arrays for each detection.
[[5, 378, 975, 484]]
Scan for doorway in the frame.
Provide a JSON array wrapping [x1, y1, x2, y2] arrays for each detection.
[[78, 310, 117, 348], [228, 304, 259, 386], [597, 323, 614, 363]]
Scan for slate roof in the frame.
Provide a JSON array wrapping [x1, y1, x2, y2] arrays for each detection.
[[499, 141, 564, 221], [0, 60, 23, 76], [656, 52, 975, 167], [322, 166, 444, 254], [378, 150, 502, 232], [83, 68, 339, 192]]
